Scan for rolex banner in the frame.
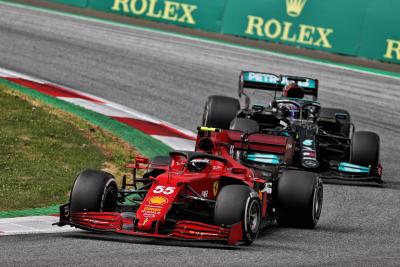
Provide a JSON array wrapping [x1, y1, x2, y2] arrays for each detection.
[[357, 0, 399, 64], [221, 0, 399, 64], [44, 0, 399, 64], [222, 0, 361, 55], [88, 0, 226, 32]]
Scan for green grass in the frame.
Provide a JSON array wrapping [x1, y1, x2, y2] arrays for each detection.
[[0, 85, 135, 211]]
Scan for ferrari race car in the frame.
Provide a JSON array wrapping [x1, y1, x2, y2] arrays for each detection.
[[202, 71, 383, 184], [56, 127, 323, 245]]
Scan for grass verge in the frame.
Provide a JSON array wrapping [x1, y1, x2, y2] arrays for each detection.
[[0, 84, 136, 211]]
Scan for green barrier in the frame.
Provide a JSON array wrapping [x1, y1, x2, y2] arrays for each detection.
[[42, 0, 399, 64], [45, 0, 87, 8], [221, 0, 399, 64], [88, 0, 227, 32], [358, 0, 400, 63]]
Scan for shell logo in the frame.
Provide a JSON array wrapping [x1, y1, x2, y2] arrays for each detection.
[[148, 196, 168, 205]]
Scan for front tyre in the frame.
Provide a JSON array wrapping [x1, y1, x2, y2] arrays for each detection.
[[277, 171, 323, 229], [70, 169, 117, 212], [214, 185, 261, 245], [350, 131, 380, 168]]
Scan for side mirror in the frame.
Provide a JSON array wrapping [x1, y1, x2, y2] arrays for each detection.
[[128, 156, 149, 169], [335, 113, 348, 121], [252, 104, 264, 112], [135, 156, 149, 165]]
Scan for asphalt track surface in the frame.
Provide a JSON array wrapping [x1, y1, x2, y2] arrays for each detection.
[[1, 3, 400, 266]]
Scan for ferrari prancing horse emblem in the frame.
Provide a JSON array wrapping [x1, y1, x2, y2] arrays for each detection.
[[213, 181, 219, 196]]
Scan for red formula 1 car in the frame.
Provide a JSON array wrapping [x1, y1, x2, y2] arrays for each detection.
[[56, 127, 323, 245]]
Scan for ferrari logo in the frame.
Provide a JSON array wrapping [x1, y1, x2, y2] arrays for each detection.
[[213, 181, 219, 196]]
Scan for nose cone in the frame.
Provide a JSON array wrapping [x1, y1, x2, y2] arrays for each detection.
[[136, 183, 183, 231]]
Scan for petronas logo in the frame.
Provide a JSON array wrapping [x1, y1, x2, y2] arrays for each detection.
[[286, 0, 307, 17]]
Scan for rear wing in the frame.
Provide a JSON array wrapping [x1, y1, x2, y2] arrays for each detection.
[[238, 71, 319, 100]]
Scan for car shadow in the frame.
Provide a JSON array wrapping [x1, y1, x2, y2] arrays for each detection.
[[61, 230, 296, 250], [258, 223, 360, 237], [62, 231, 241, 250]]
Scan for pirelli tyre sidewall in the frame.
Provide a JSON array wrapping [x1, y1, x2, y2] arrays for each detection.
[[214, 185, 261, 245], [70, 169, 117, 212], [243, 192, 262, 244]]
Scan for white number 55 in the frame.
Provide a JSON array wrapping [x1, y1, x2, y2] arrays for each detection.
[[153, 186, 175, 195]]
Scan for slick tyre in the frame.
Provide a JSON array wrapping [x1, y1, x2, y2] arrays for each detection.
[[350, 131, 380, 168], [214, 185, 261, 245], [277, 171, 323, 229], [202, 95, 240, 129], [70, 169, 117, 212]]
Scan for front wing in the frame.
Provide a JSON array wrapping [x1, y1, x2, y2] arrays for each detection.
[[55, 204, 243, 245]]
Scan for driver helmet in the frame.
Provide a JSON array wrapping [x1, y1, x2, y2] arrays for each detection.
[[285, 103, 300, 120], [276, 102, 301, 120], [282, 83, 304, 99], [188, 158, 209, 172]]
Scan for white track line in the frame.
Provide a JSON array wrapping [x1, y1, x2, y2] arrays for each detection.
[[0, 216, 76, 236]]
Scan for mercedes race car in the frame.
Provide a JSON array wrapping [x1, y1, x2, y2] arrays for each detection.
[[56, 127, 323, 245], [202, 71, 382, 184]]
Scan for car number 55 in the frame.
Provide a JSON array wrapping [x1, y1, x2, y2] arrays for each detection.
[[153, 186, 175, 195]]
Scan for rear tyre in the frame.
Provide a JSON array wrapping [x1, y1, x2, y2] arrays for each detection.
[[202, 95, 240, 129], [214, 185, 261, 245], [350, 131, 380, 168], [277, 171, 323, 229], [70, 169, 117, 212]]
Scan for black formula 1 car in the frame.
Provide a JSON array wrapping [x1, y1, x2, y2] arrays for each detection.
[[201, 71, 382, 184]]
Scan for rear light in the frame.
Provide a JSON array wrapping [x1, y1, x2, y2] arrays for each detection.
[[378, 163, 383, 177]]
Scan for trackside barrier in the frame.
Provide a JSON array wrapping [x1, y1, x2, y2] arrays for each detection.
[[221, 0, 400, 64], [47, 0, 87, 8], [42, 0, 400, 64], [88, 0, 226, 32]]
